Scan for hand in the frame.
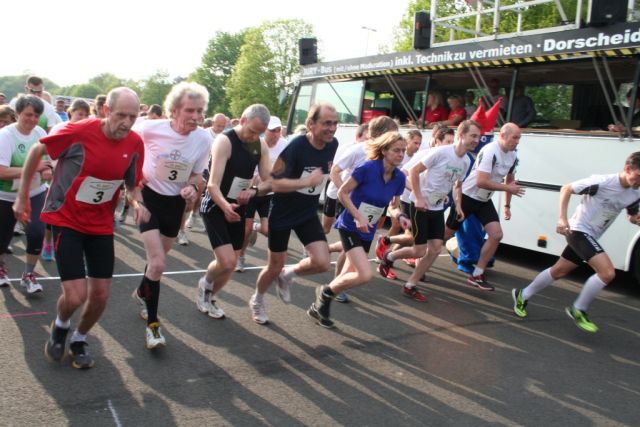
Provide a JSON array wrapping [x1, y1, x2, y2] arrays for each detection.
[[504, 206, 511, 221], [354, 213, 372, 233], [179, 185, 199, 204], [608, 123, 625, 132], [414, 198, 427, 212], [455, 205, 465, 222], [40, 168, 53, 180], [556, 219, 571, 236], [37, 160, 53, 172], [133, 203, 150, 225], [12, 196, 31, 224], [236, 188, 254, 206], [223, 202, 241, 223], [506, 181, 525, 197], [306, 168, 324, 188], [629, 213, 640, 226]]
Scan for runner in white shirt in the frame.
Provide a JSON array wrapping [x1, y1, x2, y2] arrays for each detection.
[[377, 121, 480, 300], [131, 82, 213, 350], [512, 152, 640, 333], [443, 123, 525, 291]]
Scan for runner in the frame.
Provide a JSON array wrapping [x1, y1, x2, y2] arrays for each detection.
[[131, 82, 212, 349], [197, 104, 271, 318], [249, 102, 338, 325], [308, 131, 408, 328], [512, 152, 640, 333], [13, 87, 148, 369]]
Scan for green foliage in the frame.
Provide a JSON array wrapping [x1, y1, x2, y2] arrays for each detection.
[[226, 29, 278, 118], [190, 31, 246, 116], [0, 75, 59, 100], [67, 83, 101, 99], [528, 85, 573, 120], [139, 70, 173, 107]]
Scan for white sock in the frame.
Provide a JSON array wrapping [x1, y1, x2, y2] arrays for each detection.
[[55, 316, 70, 329], [70, 329, 87, 343], [386, 252, 395, 262], [522, 268, 554, 300], [202, 276, 213, 290], [282, 266, 297, 281], [404, 282, 416, 289], [472, 267, 484, 277], [253, 291, 264, 303], [573, 274, 606, 312]]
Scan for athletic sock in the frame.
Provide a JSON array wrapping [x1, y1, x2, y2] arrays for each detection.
[[404, 282, 416, 289], [522, 268, 554, 300], [282, 266, 297, 281], [55, 315, 70, 329], [139, 275, 161, 324], [322, 285, 335, 299], [472, 267, 484, 277], [382, 236, 391, 245], [573, 274, 606, 312], [70, 329, 87, 343]]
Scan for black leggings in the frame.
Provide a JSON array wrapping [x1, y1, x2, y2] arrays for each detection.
[[0, 191, 46, 255]]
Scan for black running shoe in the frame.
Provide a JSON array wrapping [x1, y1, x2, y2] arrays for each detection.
[[69, 341, 95, 369], [307, 304, 335, 329], [44, 321, 69, 362]]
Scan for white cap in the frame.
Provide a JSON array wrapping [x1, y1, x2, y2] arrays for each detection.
[[267, 116, 282, 130]]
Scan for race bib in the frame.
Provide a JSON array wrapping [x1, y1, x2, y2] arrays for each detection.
[[594, 209, 619, 230], [226, 177, 252, 200], [357, 202, 384, 225], [427, 192, 447, 209], [12, 174, 42, 191], [156, 158, 193, 183], [75, 177, 123, 204], [476, 188, 494, 202], [296, 171, 328, 196]]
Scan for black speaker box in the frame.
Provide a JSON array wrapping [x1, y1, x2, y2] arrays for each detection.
[[589, 0, 627, 26], [299, 38, 318, 66], [414, 11, 431, 50]]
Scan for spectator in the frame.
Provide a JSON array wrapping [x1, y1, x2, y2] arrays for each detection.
[[424, 91, 448, 128], [608, 88, 640, 133], [55, 98, 69, 122], [464, 91, 476, 117], [510, 85, 536, 128]]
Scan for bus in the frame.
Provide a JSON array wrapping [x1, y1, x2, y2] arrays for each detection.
[[287, 1, 640, 283]]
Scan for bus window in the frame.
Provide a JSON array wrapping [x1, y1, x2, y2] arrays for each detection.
[[292, 83, 312, 129], [313, 80, 363, 124]]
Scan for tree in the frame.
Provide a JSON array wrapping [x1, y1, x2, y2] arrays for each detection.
[[0, 75, 59, 100], [139, 70, 173, 107], [190, 31, 246, 116], [225, 28, 278, 118], [67, 83, 101, 99]]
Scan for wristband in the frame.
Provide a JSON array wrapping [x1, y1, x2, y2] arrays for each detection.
[[504, 205, 510, 208], [250, 185, 259, 196], [190, 183, 199, 193]]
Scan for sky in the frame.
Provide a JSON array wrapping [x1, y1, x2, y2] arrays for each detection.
[[3, 0, 408, 87]]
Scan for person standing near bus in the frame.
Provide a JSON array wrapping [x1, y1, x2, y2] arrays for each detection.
[[445, 122, 525, 291], [308, 132, 408, 328], [249, 103, 338, 325], [512, 152, 640, 332], [131, 82, 212, 349]]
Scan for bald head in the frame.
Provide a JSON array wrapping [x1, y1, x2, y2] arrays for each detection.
[[212, 112, 227, 134], [499, 122, 521, 152]]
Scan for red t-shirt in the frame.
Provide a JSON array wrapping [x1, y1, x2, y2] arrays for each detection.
[[425, 106, 449, 123], [448, 107, 467, 124], [40, 118, 144, 235]]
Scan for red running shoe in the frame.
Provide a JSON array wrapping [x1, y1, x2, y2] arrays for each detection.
[[402, 286, 427, 302], [467, 274, 495, 291], [375, 236, 389, 261], [404, 258, 417, 268]]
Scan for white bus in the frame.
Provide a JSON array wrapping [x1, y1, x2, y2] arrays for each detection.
[[287, 4, 640, 283]]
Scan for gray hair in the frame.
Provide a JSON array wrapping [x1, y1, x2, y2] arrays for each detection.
[[106, 87, 139, 110], [15, 95, 44, 115], [164, 82, 209, 119], [241, 104, 270, 126]]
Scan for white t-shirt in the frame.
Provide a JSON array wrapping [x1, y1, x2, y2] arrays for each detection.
[[134, 119, 213, 196], [0, 124, 48, 201], [462, 141, 517, 202], [399, 150, 422, 203], [569, 174, 640, 239], [409, 145, 470, 210], [326, 142, 366, 199]]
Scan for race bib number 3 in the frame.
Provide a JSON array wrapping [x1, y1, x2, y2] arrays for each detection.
[[296, 171, 328, 196], [357, 202, 384, 225], [156, 158, 193, 183], [427, 192, 447, 209], [476, 188, 494, 202], [75, 177, 123, 204], [226, 177, 252, 200]]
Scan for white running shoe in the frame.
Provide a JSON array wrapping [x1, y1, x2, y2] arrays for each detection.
[[276, 270, 292, 303], [248, 221, 259, 246], [249, 295, 269, 325], [177, 230, 189, 246], [185, 213, 195, 229], [13, 222, 25, 236], [208, 300, 226, 319], [132, 289, 149, 320], [0, 266, 10, 288], [196, 276, 212, 313], [145, 322, 166, 349], [235, 255, 245, 273], [20, 272, 43, 294]]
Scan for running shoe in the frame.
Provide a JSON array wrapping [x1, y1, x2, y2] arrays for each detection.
[[248, 221, 259, 246], [335, 292, 349, 303], [41, 244, 55, 262], [377, 255, 397, 280], [235, 255, 245, 273], [565, 306, 598, 333], [511, 288, 528, 318], [5, 245, 12, 254], [249, 295, 269, 325], [208, 300, 226, 319], [146, 322, 167, 349], [375, 236, 389, 261], [0, 266, 10, 288], [44, 321, 69, 362], [404, 258, 417, 268], [185, 212, 195, 228], [69, 341, 95, 369], [13, 222, 25, 236], [20, 272, 43, 294], [117, 206, 129, 223], [307, 286, 335, 328], [177, 230, 189, 246], [467, 274, 494, 291], [402, 285, 427, 302], [132, 288, 148, 320], [276, 270, 293, 303], [195, 276, 212, 314]]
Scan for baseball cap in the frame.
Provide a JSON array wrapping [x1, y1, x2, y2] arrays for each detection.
[[267, 116, 282, 130]]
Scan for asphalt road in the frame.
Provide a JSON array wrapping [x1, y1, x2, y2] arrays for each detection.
[[1, 220, 639, 426]]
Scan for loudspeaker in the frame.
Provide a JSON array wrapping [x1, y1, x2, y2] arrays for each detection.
[[589, 0, 627, 26], [413, 11, 431, 50], [299, 38, 317, 66]]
